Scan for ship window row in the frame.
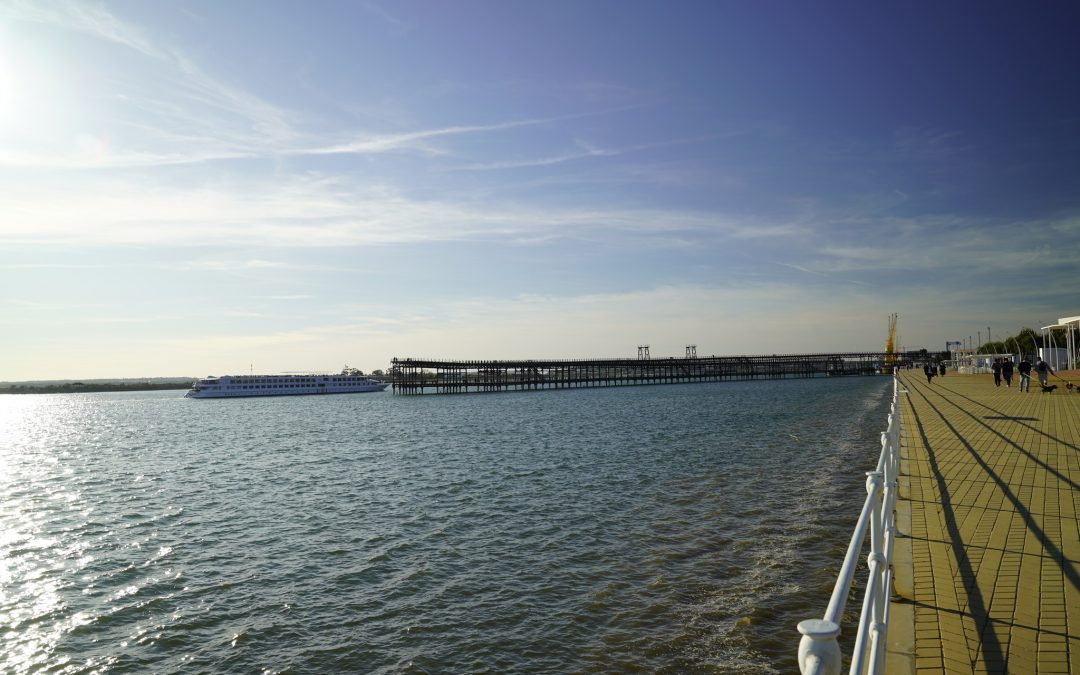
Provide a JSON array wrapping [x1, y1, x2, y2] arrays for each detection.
[[223, 383, 362, 389], [223, 384, 302, 389], [230, 383, 322, 389], [227, 377, 363, 384], [234, 378, 318, 384]]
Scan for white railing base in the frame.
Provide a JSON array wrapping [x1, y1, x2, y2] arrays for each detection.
[[797, 375, 902, 674], [798, 619, 842, 675]]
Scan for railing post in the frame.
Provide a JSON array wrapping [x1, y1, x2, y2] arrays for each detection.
[[868, 469, 886, 621], [849, 471, 884, 674], [871, 476, 890, 674], [867, 471, 884, 557], [799, 375, 903, 673], [797, 619, 841, 675]]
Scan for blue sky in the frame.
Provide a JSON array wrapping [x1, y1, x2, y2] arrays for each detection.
[[2, 1, 1078, 379]]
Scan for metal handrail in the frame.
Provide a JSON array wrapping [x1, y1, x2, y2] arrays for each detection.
[[798, 375, 902, 675]]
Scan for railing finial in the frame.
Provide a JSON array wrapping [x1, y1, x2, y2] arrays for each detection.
[[797, 619, 841, 675], [865, 470, 884, 494]]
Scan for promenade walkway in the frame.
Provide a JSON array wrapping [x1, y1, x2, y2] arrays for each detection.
[[890, 371, 1080, 674]]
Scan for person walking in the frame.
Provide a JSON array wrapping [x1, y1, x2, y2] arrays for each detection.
[[1018, 358, 1032, 392], [924, 363, 935, 384], [1002, 359, 1014, 387], [1036, 358, 1054, 387], [991, 359, 1002, 386], [939, 363, 946, 377]]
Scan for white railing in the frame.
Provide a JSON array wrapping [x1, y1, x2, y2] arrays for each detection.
[[797, 375, 903, 675]]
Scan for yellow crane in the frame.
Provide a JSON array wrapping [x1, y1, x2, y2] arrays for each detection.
[[884, 313, 898, 369]]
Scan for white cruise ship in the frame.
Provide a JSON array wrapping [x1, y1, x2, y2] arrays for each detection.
[[185, 367, 388, 399]]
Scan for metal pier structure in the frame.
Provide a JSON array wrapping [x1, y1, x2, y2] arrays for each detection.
[[391, 352, 922, 395]]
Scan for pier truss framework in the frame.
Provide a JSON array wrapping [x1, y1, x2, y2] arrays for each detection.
[[390, 352, 929, 395]]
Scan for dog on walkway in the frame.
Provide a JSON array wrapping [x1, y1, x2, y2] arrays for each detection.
[[1040, 384, 1058, 394]]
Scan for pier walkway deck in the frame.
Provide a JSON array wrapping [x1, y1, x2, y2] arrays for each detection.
[[390, 353, 900, 394], [891, 371, 1079, 673]]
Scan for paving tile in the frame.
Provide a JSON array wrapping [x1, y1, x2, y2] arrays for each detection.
[[890, 372, 1080, 674]]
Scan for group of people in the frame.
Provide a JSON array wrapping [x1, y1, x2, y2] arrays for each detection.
[[991, 357, 1054, 392], [918, 357, 1057, 391], [922, 362, 945, 383]]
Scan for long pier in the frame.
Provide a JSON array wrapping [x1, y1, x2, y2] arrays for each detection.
[[390, 352, 924, 394]]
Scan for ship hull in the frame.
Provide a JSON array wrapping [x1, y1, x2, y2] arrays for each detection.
[[185, 373, 388, 398]]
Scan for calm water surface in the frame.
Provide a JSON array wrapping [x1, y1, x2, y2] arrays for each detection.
[[0, 377, 890, 673]]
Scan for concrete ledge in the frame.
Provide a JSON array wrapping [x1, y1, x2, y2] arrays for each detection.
[[892, 498, 913, 599], [888, 496, 916, 673], [885, 599, 915, 675]]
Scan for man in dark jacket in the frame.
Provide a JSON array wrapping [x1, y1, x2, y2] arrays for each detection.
[[1002, 359, 1014, 387], [1036, 359, 1054, 387], [991, 360, 1002, 386], [1018, 358, 1032, 392]]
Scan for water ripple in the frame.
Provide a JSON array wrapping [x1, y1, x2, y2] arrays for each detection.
[[1, 378, 890, 673]]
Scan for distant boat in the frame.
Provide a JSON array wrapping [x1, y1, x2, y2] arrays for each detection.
[[185, 367, 388, 398]]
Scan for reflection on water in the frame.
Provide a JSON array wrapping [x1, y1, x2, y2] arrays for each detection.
[[0, 379, 889, 673]]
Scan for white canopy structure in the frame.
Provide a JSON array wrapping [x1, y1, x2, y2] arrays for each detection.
[[1041, 315, 1080, 371], [953, 353, 1014, 374]]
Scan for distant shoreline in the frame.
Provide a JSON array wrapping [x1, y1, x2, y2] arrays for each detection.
[[2, 381, 193, 395]]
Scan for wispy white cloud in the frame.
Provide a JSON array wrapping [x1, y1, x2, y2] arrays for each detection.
[[0, 146, 254, 169], [452, 134, 728, 171], [357, 1, 410, 33], [298, 105, 661, 159], [1050, 215, 1080, 235], [0, 262, 121, 270], [0, 115, 594, 168], [259, 294, 312, 301], [0, 298, 110, 310], [299, 118, 549, 157], [79, 314, 176, 324], [0, 2, 700, 172], [0, 1, 298, 168], [1, 1, 155, 55], [0, 8, 592, 171], [8, 2, 294, 135], [3, 1, 547, 170], [452, 147, 608, 171], [0, 172, 803, 248], [770, 260, 873, 287], [183, 259, 293, 271], [892, 126, 966, 161], [811, 214, 1080, 273]]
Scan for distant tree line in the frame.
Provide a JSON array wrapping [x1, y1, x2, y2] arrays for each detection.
[[976, 326, 1073, 355], [2, 381, 192, 395]]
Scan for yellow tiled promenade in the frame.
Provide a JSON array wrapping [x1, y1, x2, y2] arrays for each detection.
[[890, 371, 1080, 674]]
